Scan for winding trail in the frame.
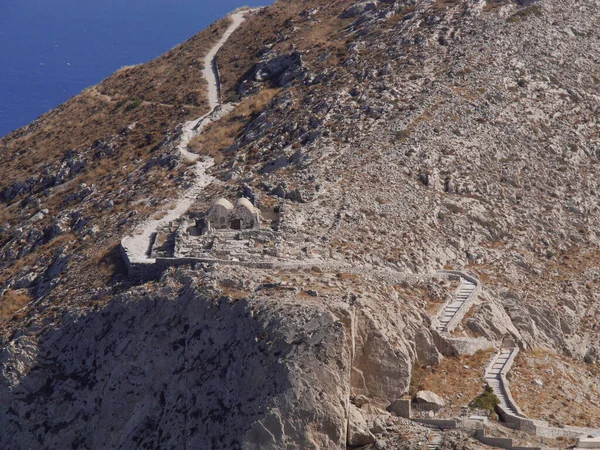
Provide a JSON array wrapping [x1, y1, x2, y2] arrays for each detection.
[[433, 271, 480, 334], [121, 11, 248, 267], [435, 277, 477, 332], [485, 347, 522, 416]]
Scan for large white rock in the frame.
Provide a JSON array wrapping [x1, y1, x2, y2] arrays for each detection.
[[347, 405, 376, 446], [415, 391, 445, 411]]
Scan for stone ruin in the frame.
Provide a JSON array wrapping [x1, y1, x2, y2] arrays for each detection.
[[203, 197, 261, 233], [147, 197, 286, 265]]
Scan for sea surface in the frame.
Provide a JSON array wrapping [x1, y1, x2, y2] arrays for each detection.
[[0, 0, 268, 138]]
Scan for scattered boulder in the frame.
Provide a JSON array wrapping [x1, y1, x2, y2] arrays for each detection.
[[584, 345, 598, 364], [387, 399, 411, 418], [415, 390, 445, 411], [252, 52, 305, 87], [13, 272, 39, 290], [347, 405, 376, 446], [340, 1, 378, 19]]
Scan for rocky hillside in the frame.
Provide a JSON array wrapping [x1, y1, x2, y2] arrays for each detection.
[[1, 0, 600, 448]]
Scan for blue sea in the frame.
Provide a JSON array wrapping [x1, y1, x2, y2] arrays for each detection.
[[0, 0, 268, 138]]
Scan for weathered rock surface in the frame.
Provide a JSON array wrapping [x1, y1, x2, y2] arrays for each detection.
[[0, 267, 445, 448], [415, 390, 446, 411], [1, 274, 349, 449], [2, 0, 600, 447]]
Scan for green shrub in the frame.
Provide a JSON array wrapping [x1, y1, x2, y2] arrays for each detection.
[[125, 98, 143, 112], [395, 129, 410, 141], [470, 386, 500, 416]]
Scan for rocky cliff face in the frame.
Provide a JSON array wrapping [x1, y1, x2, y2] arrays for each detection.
[[0, 266, 446, 449], [1, 0, 600, 448]]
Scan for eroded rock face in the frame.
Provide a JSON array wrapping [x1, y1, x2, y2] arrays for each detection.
[[0, 283, 346, 449], [0, 266, 443, 449], [351, 308, 414, 405], [3, 0, 600, 446]]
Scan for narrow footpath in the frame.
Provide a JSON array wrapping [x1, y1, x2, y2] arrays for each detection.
[[435, 277, 477, 332], [121, 11, 248, 266], [485, 347, 521, 416]]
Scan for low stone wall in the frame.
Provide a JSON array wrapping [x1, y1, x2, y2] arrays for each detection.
[[119, 243, 133, 274], [577, 437, 600, 449], [474, 429, 542, 450], [497, 407, 592, 440], [496, 348, 525, 417], [412, 419, 457, 429], [475, 429, 514, 449]]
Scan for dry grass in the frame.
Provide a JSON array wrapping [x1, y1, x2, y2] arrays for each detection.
[[189, 88, 281, 162], [409, 349, 495, 416], [0, 289, 32, 321], [511, 350, 600, 427], [90, 244, 128, 287], [0, 233, 77, 287], [0, 12, 238, 321], [217, 0, 354, 100], [98, 17, 231, 108]]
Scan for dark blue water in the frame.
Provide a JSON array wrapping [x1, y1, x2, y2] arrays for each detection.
[[0, 0, 268, 138]]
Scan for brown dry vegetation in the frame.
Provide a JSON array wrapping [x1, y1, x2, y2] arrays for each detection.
[[98, 18, 231, 108], [409, 349, 495, 416], [511, 350, 600, 427], [189, 88, 281, 162], [0, 289, 32, 320], [0, 14, 238, 326], [217, 0, 354, 100], [0, 13, 232, 196]]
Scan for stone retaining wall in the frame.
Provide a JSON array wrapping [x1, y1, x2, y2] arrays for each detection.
[[412, 419, 457, 429], [474, 429, 541, 450]]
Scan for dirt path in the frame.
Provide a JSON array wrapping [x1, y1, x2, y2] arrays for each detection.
[[121, 10, 248, 266]]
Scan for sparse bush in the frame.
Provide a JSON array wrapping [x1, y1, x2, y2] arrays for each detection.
[[470, 386, 500, 416], [124, 98, 143, 112], [0, 289, 31, 319], [395, 129, 410, 141]]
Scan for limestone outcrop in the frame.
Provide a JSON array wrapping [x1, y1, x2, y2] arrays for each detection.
[[2, 0, 600, 447]]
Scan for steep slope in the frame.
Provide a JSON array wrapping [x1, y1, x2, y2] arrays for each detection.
[[1, 0, 600, 448]]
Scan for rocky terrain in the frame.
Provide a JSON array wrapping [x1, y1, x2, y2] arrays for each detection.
[[1, 0, 600, 448]]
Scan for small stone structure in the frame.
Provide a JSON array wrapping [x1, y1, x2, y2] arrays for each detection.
[[204, 197, 261, 232], [206, 198, 234, 229]]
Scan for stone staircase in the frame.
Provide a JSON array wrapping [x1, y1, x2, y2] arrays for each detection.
[[426, 430, 443, 450], [485, 348, 521, 416], [427, 271, 600, 442], [435, 276, 478, 332]]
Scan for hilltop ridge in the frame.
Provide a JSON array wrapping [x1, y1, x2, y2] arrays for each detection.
[[1, 0, 600, 448]]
